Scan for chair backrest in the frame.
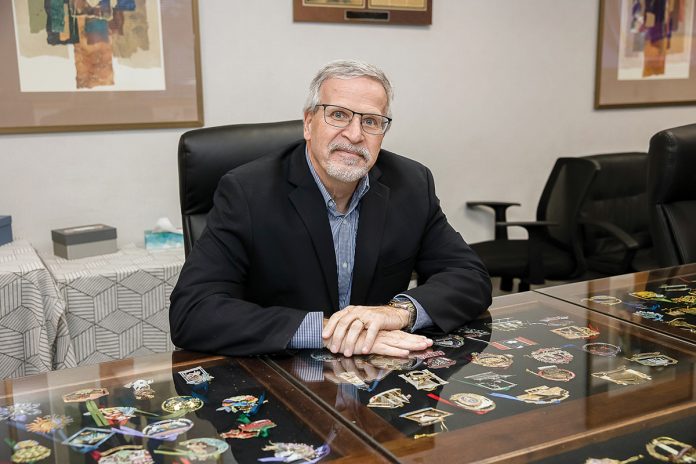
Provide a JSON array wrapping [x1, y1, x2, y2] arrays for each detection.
[[538, 157, 600, 259], [648, 123, 696, 266], [580, 152, 651, 257], [177, 120, 304, 255]]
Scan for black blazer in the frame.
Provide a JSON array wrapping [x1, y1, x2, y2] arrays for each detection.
[[169, 141, 491, 355]]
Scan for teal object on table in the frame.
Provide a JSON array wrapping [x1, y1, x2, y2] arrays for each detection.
[[0, 215, 13, 246], [145, 230, 184, 250]]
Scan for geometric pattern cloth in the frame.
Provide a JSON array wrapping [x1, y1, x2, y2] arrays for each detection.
[[41, 244, 184, 367], [0, 240, 76, 379]]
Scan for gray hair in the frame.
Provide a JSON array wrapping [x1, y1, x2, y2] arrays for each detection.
[[303, 59, 394, 118]]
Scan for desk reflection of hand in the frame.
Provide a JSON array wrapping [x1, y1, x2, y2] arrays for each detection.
[[323, 356, 391, 387]]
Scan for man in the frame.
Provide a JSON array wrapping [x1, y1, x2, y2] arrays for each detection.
[[170, 59, 491, 358]]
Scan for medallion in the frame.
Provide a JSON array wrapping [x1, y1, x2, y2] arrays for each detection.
[[369, 355, 422, 371], [26, 414, 73, 434], [0, 403, 42, 422], [217, 394, 262, 414], [337, 371, 370, 390], [425, 356, 456, 369], [645, 436, 696, 462], [63, 388, 108, 403], [635, 311, 664, 321], [667, 317, 696, 333], [456, 327, 491, 338], [221, 419, 277, 439], [98, 445, 154, 464], [177, 366, 214, 385], [526, 365, 575, 382], [62, 427, 114, 451], [142, 418, 194, 439], [582, 343, 621, 357], [551, 325, 600, 339], [515, 385, 570, 404], [413, 350, 445, 360], [124, 379, 155, 400], [177, 438, 229, 460], [261, 442, 330, 463], [470, 352, 513, 368], [400, 407, 453, 428], [399, 369, 448, 391], [10, 440, 51, 463], [671, 295, 696, 305], [432, 335, 465, 348], [591, 366, 651, 386], [626, 352, 678, 367], [456, 371, 516, 391], [161, 396, 203, 414], [581, 295, 622, 306], [538, 316, 574, 327], [528, 347, 574, 364], [660, 283, 691, 292], [83, 407, 138, 426], [664, 308, 686, 316], [629, 291, 671, 302], [368, 388, 411, 409], [449, 393, 496, 413], [584, 456, 643, 464]]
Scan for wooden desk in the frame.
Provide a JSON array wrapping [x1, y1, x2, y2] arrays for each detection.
[[0, 351, 389, 463], [537, 263, 696, 344], [269, 292, 696, 463]]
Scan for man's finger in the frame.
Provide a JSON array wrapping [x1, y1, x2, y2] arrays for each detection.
[[342, 319, 365, 357]]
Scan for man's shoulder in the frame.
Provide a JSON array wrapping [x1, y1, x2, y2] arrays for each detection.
[[376, 149, 430, 181]]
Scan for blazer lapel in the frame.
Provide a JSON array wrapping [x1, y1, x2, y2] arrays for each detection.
[[351, 164, 389, 305], [287, 145, 339, 312]]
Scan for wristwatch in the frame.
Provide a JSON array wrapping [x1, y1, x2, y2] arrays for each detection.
[[388, 299, 417, 332]]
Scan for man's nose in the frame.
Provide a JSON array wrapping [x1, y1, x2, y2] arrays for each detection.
[[341, 116, 364, 141]]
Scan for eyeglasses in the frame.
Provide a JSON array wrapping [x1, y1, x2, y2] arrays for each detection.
[[317, 104, 392, 135]]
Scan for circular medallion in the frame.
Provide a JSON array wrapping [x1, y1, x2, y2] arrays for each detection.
[[179, 438, 229, 460], [470, 352, 513, 368], [161, 396, 203, 414], [11, 440, 51, 463], [449, 393, 496, 413], [582, 343, 621, 357], [582, 295, 622, 306], [142, 418, 194, 439], [528, 347, 574, 364]]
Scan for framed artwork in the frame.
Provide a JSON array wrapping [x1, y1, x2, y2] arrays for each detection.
[[0, 0, 203, 134], [293, 0, 432, 26], [595, 0, 696, 108]]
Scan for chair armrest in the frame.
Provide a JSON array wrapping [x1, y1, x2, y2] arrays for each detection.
[[467, 201, 522, 240], [496, 221, 556, 286], [578, 217, 640, 250]]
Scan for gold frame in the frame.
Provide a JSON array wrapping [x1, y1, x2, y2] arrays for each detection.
[[595, 0, 696, 109], [0, 0, 203, 134]]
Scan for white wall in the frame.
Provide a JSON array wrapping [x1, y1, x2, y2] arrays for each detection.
[[1, 0, 695, 252]]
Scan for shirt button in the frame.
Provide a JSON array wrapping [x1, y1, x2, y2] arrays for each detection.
[[342, 262, 348, 268]]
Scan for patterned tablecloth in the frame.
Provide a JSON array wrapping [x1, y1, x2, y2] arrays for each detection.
[[0, 240, 76, 378], [41, 245, 184, 366]]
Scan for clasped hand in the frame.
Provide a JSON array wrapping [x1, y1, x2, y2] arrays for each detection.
[[322, 305, 432, 357]]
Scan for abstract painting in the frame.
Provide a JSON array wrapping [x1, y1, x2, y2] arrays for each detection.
[[12, 0, 165, 92], [596, 0, 696, 108], [0, 0, 202, 133]]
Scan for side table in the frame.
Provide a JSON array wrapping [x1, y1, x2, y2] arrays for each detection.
[[41, 245, 184, 365], [0, 240, 76, 378]]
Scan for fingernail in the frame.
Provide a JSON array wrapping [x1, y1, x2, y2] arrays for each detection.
[[331, 345, 337, 352], [362, 346, 369, 353]]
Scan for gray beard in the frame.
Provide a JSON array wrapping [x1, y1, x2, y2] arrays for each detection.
[[325, 143, 372, 183]]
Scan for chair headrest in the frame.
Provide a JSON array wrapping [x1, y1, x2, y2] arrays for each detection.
[[178, 120, 304, 216], [648, 123, 696, 203], [583, 152, 648, 200]]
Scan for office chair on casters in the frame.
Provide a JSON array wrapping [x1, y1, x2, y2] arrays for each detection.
[[467, 157, 600, 292], [578, 152, 657, 276], [177, 120, 305, 256], [647, 123, 696, 266]]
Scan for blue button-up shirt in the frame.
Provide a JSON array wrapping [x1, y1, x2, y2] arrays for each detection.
[[289, 150, 431, 349]]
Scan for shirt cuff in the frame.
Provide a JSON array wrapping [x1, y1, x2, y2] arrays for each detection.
[[288, 311, 324, 349], [394, 294, 433, 332]]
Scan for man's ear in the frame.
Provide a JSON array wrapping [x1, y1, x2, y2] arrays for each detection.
[[303, 111, 313, 141]]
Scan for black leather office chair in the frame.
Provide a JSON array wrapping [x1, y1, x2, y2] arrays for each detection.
[[177, 120, 304, 256], [467, 157, 599, 292], [647, 123, 696, 266], [578, 152, 656, 275]]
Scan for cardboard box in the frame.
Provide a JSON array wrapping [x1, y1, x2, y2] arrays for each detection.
[[0, 215, 12, 246], [52, 224, 117, 259]]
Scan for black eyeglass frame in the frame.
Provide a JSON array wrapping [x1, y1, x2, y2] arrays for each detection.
[[316, 104, 392, 135]]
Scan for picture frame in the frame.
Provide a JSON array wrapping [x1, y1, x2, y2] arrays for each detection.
[[293, 0, 432, 26], [595, 0, 696, 109], [0, 0, 203, 134]]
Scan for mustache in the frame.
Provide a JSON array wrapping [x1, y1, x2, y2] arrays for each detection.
[[328, 143, 371, 160]]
